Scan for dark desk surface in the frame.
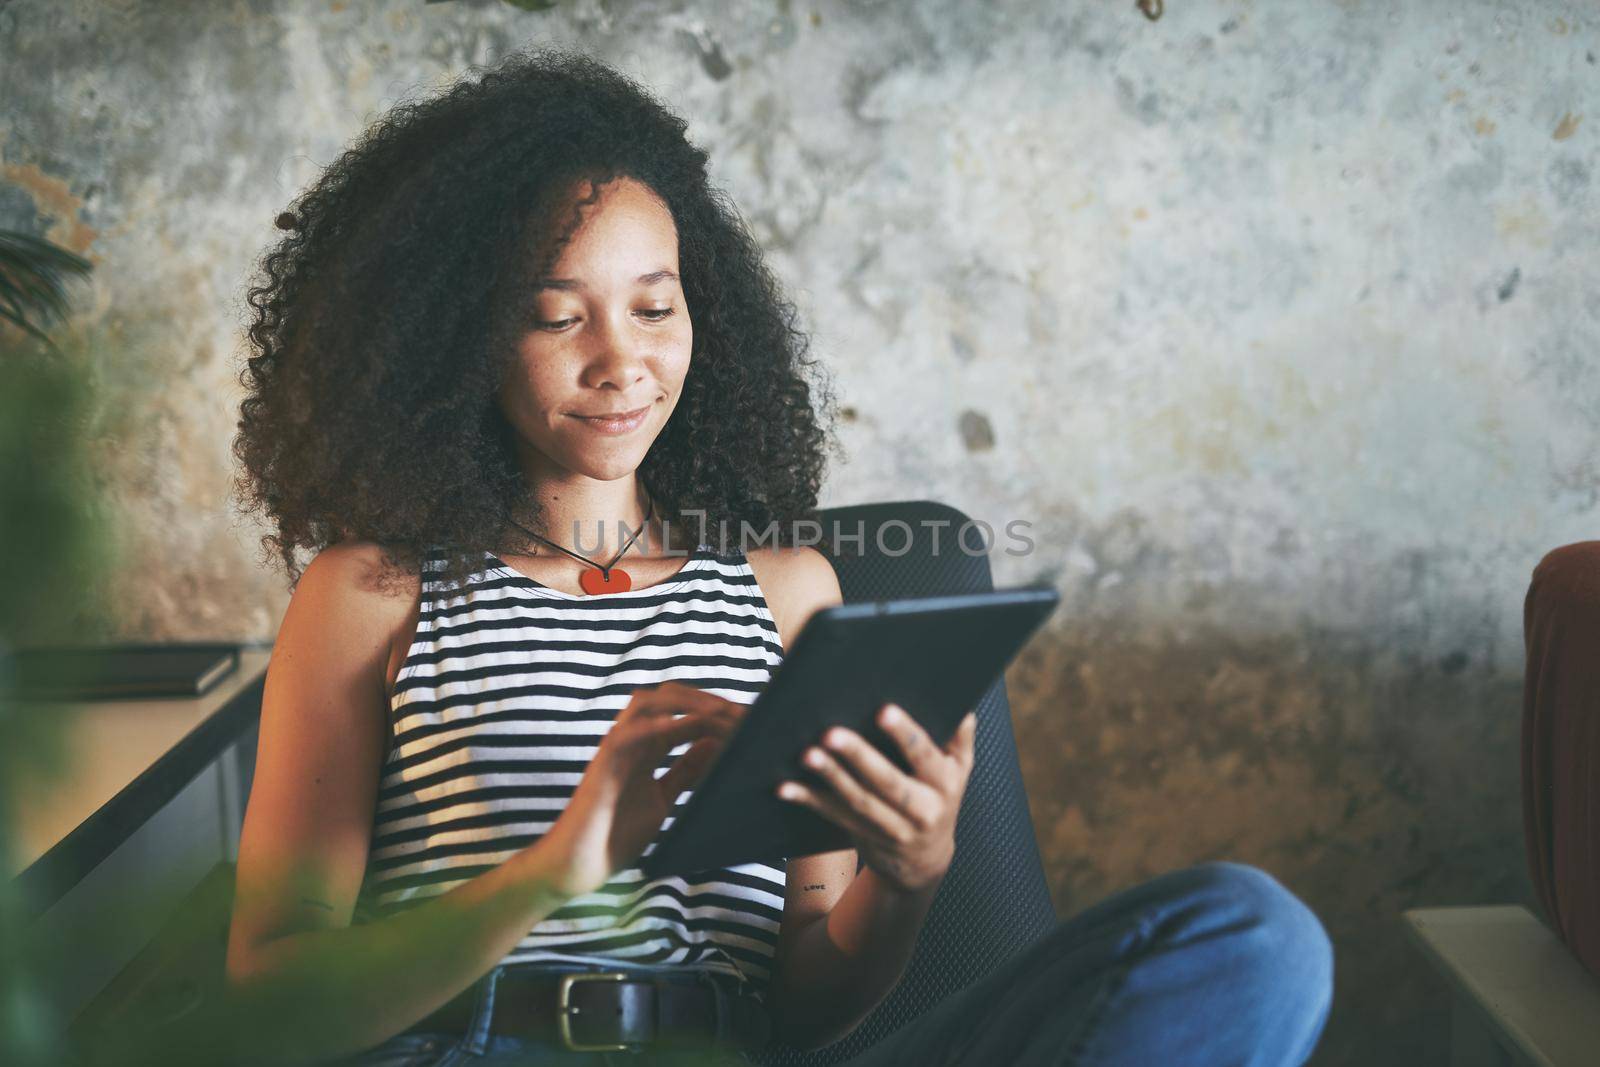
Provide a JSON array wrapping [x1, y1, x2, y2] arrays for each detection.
[[8, 646, 271, 919]]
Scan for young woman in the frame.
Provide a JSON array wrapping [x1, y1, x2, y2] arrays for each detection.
[[225, 48, 1333, 1066]]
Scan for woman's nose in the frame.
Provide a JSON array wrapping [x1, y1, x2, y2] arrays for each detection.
[[579, 317, 649, 392]]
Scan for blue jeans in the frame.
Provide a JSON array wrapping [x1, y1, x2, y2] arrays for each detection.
[[337, 861, 1333, 1066]]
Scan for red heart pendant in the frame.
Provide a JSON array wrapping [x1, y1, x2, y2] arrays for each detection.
[[579, 567, 632, 595]]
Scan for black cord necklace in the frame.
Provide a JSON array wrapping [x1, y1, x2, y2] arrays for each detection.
[[505, 497, 656, 596]]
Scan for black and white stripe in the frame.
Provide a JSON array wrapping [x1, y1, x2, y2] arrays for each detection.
[[351, 543, 789, 992]]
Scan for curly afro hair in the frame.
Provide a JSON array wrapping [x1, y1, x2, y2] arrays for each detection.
[[232, 46, 840, 593]]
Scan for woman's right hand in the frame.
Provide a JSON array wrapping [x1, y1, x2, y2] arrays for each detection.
[[536, 681, 747, 899]]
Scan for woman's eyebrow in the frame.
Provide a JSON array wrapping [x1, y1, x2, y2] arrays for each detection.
[[536, 268, 680, 291]]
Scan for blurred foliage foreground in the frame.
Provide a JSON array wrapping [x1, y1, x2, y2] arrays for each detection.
[[0, 236, 383, 1065], [0, 235, 736, 1064]]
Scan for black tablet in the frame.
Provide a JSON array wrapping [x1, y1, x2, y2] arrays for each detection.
[[637, 585, 1059, 878]]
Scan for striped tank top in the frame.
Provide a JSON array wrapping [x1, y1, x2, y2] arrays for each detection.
[[351, 542, 789, 992]]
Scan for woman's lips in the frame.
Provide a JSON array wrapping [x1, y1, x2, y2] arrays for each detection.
[[568, 403, 651, 435]]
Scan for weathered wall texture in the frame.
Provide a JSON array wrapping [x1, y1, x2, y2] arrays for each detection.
[[4, 1, 1596, 1062]]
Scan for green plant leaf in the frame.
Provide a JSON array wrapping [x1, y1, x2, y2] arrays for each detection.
[[0, 231, 93, 350]]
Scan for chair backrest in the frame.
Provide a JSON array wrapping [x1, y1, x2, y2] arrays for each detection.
[[755, 499, 1057, 1065]]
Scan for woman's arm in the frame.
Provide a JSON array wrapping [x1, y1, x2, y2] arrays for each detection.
[[217, 835, 577, 1064], [768, 849, 941, 1048], [188, 545, 575, 1064], [766, 709, 976, 1049], [747, 545, 976, 1049]]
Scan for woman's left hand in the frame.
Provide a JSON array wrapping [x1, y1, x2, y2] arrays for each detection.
[[777, 704, 977, 895]]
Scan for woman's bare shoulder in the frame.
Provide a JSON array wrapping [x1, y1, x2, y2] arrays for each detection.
[[299, 541, 421, 608], [292, 542, 421, 653], [743, 545, 843, 652]]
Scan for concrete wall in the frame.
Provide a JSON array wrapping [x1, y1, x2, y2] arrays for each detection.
[[4, 1, 1596, 1062]]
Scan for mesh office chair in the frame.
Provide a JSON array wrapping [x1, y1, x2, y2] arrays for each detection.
[[755, 499, 1058, 1066]]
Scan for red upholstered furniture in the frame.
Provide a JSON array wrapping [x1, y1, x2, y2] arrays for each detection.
[[1521, 541, 1600, 980]]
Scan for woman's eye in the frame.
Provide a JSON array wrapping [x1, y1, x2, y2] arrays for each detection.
[[534, 308, 674, 331]]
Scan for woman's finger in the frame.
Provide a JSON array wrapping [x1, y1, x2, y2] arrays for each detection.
[[819, 726, 944, 826], [877, 703, 950, 782], [628, 681, 741, 720], [774, 779, 882, 844], [644, 703, 743, 750], [946, 711, 978, 775], [798, 744, 915, 842]]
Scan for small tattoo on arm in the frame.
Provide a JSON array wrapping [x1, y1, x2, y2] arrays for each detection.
[[803, 883, 826, 891]]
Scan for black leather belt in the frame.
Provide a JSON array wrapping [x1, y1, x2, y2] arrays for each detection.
[[409, 967, 772, 1054]]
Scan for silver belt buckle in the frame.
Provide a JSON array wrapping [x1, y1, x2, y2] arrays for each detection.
[[557, 971, 631, 1052]]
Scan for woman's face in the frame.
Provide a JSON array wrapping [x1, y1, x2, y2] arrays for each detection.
[[497, 176, 693, 485]]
